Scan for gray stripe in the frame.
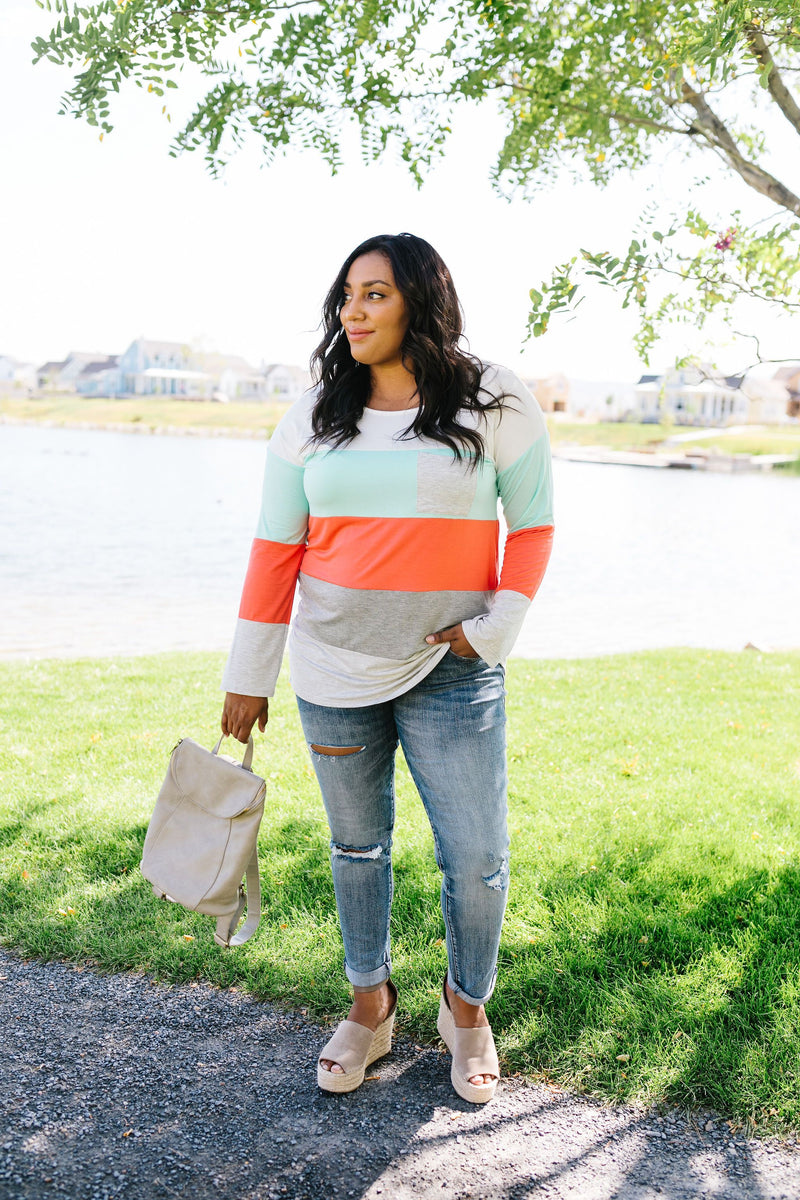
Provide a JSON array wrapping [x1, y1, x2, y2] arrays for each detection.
[[461, 589, 531, 667], [295, 575, 494, 660], [222, 618, 288, 697]]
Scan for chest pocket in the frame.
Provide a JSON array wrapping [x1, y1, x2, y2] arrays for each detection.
[[416, 451, 479, 517]]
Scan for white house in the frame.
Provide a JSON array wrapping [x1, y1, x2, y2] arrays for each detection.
[[117, 338, 203, 397], [0, 355, 37, 391], [740, 376, 791, 423], [260, 363, 310, 403], [633, 367, 749, 425]]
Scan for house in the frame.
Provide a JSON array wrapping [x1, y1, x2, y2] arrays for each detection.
[[75, 356, 122, 397], [116, 338, 207, 397], [260, 363, 311, 403], [215, 361, 311, 403], [773, 364, 800, 417], [526, 374, 569, 414], [740, 375, 791, 423], [59, 352, 115, 391], [37, 359, 68, 390], [112, 339, 310, 401], [633, 367, 749, 425], [0, 355, 37, 392], [193, 352, 269, 402], [31, 336, 312, 402]]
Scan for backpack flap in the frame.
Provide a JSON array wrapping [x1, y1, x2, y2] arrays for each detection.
[[171, 737, 265, 818]]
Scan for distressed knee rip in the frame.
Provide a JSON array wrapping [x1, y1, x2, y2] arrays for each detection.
[[483, 858, 510, 892], [309, 743, 366, 757], [331, 842, 383, 861]]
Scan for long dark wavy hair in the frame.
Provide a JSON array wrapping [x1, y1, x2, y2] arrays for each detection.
[[310, 232, 504, 462]]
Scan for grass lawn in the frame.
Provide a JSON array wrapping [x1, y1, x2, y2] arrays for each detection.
[[546, 419, 666, 450], [0, 394, 285, 436], [670, 429, 800, 458], [2, 649, 800, 1130]]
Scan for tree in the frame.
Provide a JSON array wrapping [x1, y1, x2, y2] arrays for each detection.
[[33, 0, 800, 361]]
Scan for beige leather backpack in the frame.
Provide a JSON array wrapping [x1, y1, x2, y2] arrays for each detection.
[[141, 736, 265, 947]]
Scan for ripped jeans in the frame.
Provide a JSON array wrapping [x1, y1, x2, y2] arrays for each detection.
[[296, 651, 509, 1006]]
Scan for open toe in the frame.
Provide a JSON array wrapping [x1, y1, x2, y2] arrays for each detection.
[[436, 987, 499, 1104], [317, 982, 397, 1094]]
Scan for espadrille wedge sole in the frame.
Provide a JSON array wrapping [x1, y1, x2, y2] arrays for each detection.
[[437, 990, 499, 1105], [317, 982, 397, 1094]]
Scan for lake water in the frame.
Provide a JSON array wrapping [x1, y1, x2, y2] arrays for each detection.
[[1, 424, 798, 660]]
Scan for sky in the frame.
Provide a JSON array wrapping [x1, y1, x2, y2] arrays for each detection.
[[2, 1, 798, 384]]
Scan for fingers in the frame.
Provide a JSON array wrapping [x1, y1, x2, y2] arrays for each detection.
[[426, 624, 479, 659], [221, 694, 269, 744], [426, 624, 458, 646]]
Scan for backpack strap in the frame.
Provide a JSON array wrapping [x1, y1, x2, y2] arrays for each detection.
[[214, 845, 261, 948]]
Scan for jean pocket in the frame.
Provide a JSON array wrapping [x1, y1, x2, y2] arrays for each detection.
[[448, 648, 482, 662]]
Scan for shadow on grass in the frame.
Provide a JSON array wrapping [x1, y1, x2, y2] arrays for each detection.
[[2, 813, 800, 1125]]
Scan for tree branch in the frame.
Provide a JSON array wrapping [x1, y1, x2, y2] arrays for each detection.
[[744, 24, 800, 139], [648, 259, 800, 310], [681, 83, 800, 217], [502, 82, 688, 137]]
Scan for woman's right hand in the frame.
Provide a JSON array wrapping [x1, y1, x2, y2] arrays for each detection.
[[221, 693, 269, 744]]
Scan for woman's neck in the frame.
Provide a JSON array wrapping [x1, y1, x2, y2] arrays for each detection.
[[366, 362, 418, 411]]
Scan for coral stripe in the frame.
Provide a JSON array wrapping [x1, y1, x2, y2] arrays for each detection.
[[498, 525, 554, 600], [239, 539, 305, 623], [303, 516, 499, 592]]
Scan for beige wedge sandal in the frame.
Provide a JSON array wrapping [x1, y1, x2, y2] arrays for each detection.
[[437, 982, 499, 1104], [317, 980, 398, 1094]]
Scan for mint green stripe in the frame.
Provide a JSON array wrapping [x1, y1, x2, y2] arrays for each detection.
[[497, 433, 554, 532], [256, 447, 308, 543], [303, 449, 499, 520], [467, 460, 499, 521]]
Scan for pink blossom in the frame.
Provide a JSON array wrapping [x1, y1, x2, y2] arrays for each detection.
[[714, 227, 738, 252]]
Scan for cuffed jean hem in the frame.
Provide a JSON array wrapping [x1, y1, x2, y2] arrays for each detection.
[[345, 960, 392, 989], [447, 967, 497, 1008]]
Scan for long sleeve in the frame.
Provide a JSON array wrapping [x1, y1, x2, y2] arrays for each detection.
[[460, 367, 554, 666], [222, 403, 310, 697]]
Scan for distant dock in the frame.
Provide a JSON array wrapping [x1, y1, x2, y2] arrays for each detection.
[[552, 445, 797, 472]]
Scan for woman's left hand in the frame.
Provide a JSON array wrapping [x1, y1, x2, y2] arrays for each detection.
[[425, 622, 479, 658]]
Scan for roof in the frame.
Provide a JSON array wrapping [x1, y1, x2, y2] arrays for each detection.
[[37, 360, 68, 373], [79, 356, 120, 377]]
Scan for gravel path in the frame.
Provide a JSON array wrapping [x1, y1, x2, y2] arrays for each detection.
[[1, 949, 798, 1200]]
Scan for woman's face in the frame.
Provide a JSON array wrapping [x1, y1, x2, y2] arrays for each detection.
[[340, 251, 410, 370]]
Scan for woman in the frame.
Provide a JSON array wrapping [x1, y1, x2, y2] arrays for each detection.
[[221, 232, 553, 1104]]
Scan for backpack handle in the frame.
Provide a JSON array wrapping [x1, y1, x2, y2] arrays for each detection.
[[212, 734, 255, 772]]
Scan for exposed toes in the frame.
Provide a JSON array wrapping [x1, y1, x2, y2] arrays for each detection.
[[319, 1059, 345, 1074]]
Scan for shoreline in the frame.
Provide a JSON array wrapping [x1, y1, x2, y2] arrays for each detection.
[[4, 413, 798, 471]]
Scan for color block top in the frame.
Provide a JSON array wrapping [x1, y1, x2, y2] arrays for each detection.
[[222, 363, 554, 707]]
